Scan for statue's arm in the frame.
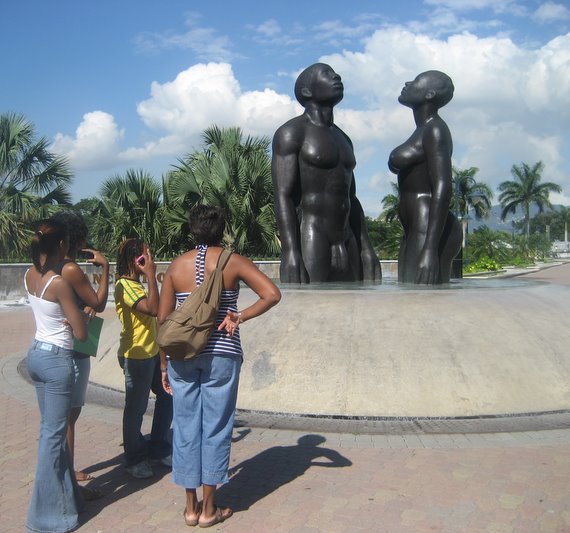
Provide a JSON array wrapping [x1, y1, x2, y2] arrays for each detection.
[[349, 175, 382, 281], [272, 125, 307, 283], [416, 122, 453, 284]]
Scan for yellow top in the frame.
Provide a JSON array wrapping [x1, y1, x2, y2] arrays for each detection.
[[114, 278, 158, 359]]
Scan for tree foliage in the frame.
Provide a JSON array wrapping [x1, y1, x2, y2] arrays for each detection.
[[0, 113, 72, 260], [365, 216, 402, 260], [164, 125, 279, 257], [498, 161, 561, 237], [451, 166, 493, 220], [530, 206, 570, 241], [466, 226, 511, 264], [380, 182, 400, 223], [90, 169, 166, 258]]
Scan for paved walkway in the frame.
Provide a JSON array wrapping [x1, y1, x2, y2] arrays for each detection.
[[1, 266, 570, 532]]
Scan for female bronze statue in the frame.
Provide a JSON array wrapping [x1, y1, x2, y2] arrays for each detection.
[[389, 70, 462, 284]]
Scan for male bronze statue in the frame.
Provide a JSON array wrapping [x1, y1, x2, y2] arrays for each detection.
[[388, 70, 461, 284], [272, 63, 381, 283]]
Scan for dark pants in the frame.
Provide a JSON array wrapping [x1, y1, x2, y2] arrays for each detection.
[[121, 354, 173, 466]]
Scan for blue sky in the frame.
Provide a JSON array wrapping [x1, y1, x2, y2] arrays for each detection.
[[3, 0, 570, 216]]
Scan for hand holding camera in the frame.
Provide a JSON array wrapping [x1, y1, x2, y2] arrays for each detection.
[[78, 247, 109, 268]]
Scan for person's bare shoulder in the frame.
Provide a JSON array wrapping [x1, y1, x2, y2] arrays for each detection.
[[61, 261, 85, 278], [165, 250, 195, 274], [47, 273, 74, 296]]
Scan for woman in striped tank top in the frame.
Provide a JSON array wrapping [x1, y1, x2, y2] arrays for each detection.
[[158, 205, 281, 528]]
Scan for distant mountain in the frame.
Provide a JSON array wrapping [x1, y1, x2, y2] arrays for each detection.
[[468, 204, 564, 233]]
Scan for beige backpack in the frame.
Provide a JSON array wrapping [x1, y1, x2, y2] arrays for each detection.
[[157, 249, 232, 360]]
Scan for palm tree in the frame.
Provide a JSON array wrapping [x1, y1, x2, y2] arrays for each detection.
[[0, 112, 72, 259], [556, 206, 570, 242], [467, 226, 511, 263], [380, 182, 400, 223], [90, 169, 166, 256], [498, 161, 562, 238], [165, 125, 279, 257], [451, 167, 493, 221]]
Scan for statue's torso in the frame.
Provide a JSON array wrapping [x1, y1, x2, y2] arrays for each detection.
[[297, 122, 355, 240]]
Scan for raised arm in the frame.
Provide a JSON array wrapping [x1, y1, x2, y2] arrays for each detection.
[[62, 251, 110, 313], [272, 123, 308, 283], [416, 120, 453, 284], [132, 248, 159, 316]]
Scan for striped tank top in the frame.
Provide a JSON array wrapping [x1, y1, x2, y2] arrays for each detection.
[[175, 245, 242, 358]]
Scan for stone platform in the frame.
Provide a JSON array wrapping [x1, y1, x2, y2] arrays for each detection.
[[90, 263, 570, 420]]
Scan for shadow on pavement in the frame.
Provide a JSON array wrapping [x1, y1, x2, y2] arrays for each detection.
[[77, 453, 170, 525], [216, 434, 352, 512]]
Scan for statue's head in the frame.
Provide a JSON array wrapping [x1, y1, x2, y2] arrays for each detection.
[[294, 63, 344, 107], [398, 70, 454, 109]]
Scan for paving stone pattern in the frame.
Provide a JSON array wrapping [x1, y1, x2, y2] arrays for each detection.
[[1, 289, 570, 532]]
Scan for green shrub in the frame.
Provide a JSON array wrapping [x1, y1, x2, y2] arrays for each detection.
[[509, 256, 532, 267], [464, 257, 501, 273]]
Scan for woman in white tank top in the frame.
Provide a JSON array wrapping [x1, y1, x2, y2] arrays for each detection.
[[24, 218, 87, 533]]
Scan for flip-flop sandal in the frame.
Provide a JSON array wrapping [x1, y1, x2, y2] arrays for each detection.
[[183, 503, 202, 527], [198, 506, 233, 528], [81, 486, 104, 501], [75, 471, 94, 482]]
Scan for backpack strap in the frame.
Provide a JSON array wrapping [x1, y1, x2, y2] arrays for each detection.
[[215, 249, 232, 271]]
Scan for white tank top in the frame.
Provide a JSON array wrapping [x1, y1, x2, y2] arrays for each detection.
[[24, 271, 73, 349]]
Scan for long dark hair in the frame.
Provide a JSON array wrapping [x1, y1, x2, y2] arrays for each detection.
[[51, 211, 89, 256], [31, 219, 69, 274], [116, 238, 144, 277]]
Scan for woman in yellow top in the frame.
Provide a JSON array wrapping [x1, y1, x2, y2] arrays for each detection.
[[114, 238, 172, 479]]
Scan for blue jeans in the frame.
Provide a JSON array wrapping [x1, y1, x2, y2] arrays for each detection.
[[26, 340, 82, 533], [168, 353, 242, 488], [122, 354, 173, 466], [71, 354, 90, 408]]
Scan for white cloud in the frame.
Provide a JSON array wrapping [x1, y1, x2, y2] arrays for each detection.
[[318, 27, 570, 213], [423, 0, 526, 16], [533, 2, 570, 23], [52, 64, 301, 174], [55, 25, 570, 214], [336, 108, 411, 144], [249, 19, 304, 47], [134, 62, 300, 158], [255, 19, 282, 38], [134, 13, 236, 62], [313, 19, 378, 45], [51, 111, 124, 170]]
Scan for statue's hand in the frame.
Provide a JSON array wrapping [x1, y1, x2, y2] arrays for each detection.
[[280, 250, 308, 283], [361, 248, 382, 281], [415, 248, 439, 285]]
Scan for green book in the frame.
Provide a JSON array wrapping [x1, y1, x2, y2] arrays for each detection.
[[73, 316, 104, 357]]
